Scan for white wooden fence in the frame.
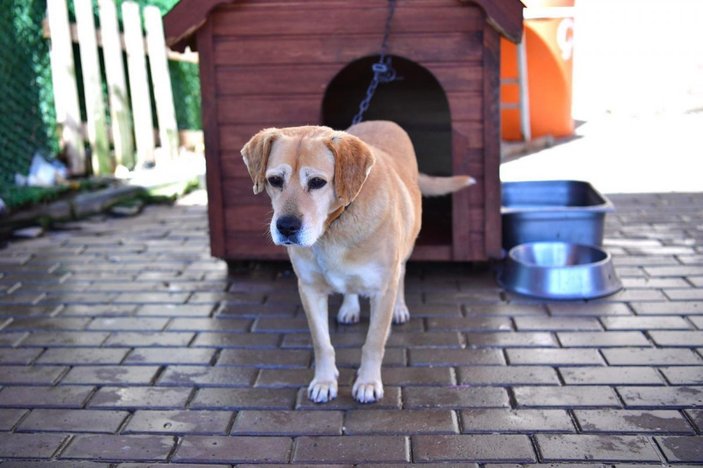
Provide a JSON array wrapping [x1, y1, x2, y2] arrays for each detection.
[[46, 0, 191, 176]]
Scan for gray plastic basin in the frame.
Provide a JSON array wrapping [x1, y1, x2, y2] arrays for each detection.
[[502, 180, 614, 250]]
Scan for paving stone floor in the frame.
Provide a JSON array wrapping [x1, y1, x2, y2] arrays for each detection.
[[0, 191, 702, 466]]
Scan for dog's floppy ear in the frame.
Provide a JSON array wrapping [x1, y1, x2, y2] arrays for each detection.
[[326, 132, 376, 206], [241, 128, 279, 194]]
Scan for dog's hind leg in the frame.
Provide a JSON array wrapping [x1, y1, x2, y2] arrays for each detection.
[[337, 294, 360, 324], [298, 282, 339, 403], [392, 262, 410, 324]]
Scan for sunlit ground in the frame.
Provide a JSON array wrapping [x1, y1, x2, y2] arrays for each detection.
[[501, 111, 703, 194], [503, 0, 703, 194], [176, 187, 208, 206]]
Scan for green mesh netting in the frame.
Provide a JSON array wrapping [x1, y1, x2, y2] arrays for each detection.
[[0, 0, 57, 187], [0, 0, 201, 188]]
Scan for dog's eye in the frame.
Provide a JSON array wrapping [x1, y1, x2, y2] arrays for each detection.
[[308, 177, 327, 190], [267, 175, 284, 188]]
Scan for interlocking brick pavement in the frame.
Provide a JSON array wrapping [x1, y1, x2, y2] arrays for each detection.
[[0, 191, 702, 464]]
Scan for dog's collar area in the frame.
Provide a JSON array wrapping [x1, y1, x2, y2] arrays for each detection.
[[325, 203, 348, 229]]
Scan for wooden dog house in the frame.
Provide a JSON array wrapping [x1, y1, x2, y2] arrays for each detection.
[[165, 0, 523, 262]]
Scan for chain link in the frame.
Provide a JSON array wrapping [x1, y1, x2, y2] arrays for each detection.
[[351, 0, 398, 126], [1, 0, 57, 185]]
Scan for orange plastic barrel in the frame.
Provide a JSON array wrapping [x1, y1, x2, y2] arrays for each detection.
[[501, 0, 575, 141]]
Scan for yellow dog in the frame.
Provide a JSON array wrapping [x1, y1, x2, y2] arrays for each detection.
[[242, 121, 473, 403]]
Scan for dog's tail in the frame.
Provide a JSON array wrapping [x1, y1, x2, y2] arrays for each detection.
[[418, 173, 476, 197]]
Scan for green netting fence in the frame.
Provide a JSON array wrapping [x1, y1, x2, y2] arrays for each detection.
[[0, 0, 56, 187], [0, 0, 201, 189]]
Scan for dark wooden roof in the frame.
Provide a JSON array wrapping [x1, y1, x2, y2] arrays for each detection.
[[164, 0, 524, 51]]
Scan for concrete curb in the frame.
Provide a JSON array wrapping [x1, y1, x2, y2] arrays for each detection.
[[0, 184, 146, 237]]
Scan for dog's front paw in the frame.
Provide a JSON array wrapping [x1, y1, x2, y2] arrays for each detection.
[[392, 303, 410, 324], [337, 295, 360, 324], [352, 378, 384, 403], [307, 378, 338, 403]]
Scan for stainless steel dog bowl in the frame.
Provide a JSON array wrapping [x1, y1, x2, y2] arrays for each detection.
[[502, 180, 614, 250], [499, 242, 622, 300]]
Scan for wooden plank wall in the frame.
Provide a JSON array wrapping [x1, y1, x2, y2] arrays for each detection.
[[204, 0, 494, 261]]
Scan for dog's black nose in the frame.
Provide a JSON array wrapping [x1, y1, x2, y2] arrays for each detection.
[[276, 215, 302, 238]]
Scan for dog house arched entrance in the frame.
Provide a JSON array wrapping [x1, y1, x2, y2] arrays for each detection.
[[322, 56, 454, 249]]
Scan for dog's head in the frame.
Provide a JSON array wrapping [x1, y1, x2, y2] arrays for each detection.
[[241, 126, 375, 247]]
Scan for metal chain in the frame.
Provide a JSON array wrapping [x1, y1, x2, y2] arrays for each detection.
[[351, 0, 398, 125]]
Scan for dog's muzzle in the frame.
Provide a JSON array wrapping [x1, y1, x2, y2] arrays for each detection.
[[275, 215, 302, 245]]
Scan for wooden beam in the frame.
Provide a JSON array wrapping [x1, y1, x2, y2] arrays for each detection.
[[42, 18, 199, 63], [47, 0, 86, 175], [482, 25, 503, 259], [462, 0, 524, 43], [196, 21, 226, 258], [75, 0, 112, 175], [122, 1, 156, 168], [145, 5, 180, 161], [99, 0, 135, 169], [163, 0, 231, 51]]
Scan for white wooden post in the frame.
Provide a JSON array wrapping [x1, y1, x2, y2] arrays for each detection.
[[122, 1, 156, 169], [47, 0, 86, 175], [99, 0, 135, 169], [144, 5, 179, 162], [517, 31, 532, 142], [74, 0, 112, 175]]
